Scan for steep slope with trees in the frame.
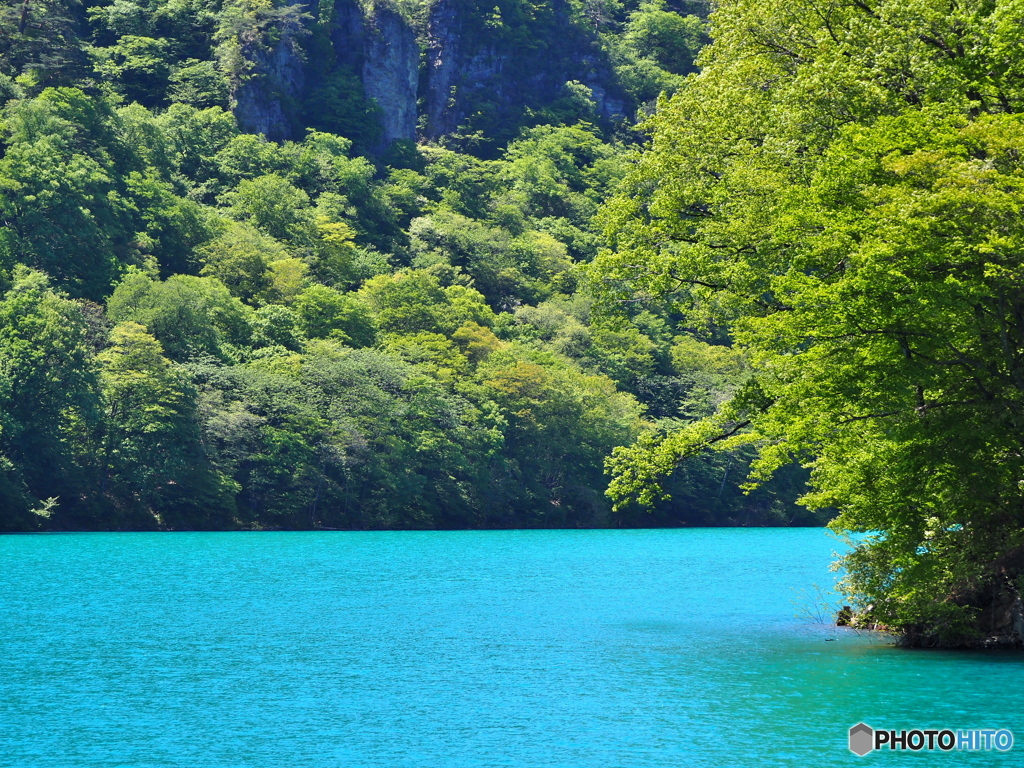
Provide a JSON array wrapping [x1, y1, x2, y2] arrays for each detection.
[[0, 0, 816, 531]]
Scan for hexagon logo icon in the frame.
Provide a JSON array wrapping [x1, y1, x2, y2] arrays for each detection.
[[849, 723, 874, 756]]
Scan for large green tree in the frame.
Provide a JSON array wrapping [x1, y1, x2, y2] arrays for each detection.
[[98, 321, 234, 526], [595, 0, 1024, 645], [0, 268, 99, 523]]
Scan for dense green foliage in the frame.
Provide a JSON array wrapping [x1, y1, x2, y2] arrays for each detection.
[[0, 0, 817, 531], [595, 0, 1024, 643]]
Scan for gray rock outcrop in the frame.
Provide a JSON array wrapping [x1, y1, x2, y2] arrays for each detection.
[[230, 0, 629, 151]]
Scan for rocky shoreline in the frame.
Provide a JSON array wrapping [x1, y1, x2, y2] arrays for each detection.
[[836, 590, 1024, 650]]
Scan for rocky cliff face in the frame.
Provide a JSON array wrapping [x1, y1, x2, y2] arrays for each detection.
[[422, 0, 626, 145], [232, 1, 312, 142], [232, 0, 628, 151], [361, 5, 419, 147], [422, 0, 465, 140]]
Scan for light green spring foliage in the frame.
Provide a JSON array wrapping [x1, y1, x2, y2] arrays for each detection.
[[97, 321, 233, 522], [595, 0, 1024, 641], [0, 88, 667, 529], [0, 0, 805, 531]]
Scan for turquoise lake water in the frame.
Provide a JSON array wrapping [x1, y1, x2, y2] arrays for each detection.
[[0, 529, 1021, 767]]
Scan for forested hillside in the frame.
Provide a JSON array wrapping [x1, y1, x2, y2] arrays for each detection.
[[0, 0, 818, 530]]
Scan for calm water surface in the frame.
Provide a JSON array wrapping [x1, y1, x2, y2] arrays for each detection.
[[0, 529, 1021, 766]]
